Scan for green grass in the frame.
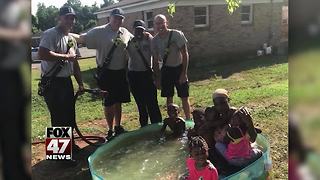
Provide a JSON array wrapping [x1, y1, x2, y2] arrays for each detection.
[[32, 56, 288, 179]]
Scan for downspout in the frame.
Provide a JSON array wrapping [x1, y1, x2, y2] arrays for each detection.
[[268, 0, 274, 45]]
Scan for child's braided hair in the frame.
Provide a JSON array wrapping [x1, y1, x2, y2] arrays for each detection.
[[188, 136, 209, 154]]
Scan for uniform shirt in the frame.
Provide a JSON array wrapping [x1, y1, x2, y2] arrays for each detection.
[[40, 27, 80, 77], [152, 29, 187, 67], [186, 158, 219, 180], [127, 33, 153, 71], [84, 24, 133, 70]]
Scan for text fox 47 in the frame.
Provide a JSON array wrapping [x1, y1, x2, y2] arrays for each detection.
[[45, 127, 72, 160]]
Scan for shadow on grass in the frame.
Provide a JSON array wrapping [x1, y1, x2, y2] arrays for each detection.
[[80, 55, 288, 85], [188, 55, 288, 82], [32, 144, 98, 180], [81, 68, 98, 89]]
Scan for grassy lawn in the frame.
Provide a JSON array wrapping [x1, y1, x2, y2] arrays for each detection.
[[32, 55, 288, 179]]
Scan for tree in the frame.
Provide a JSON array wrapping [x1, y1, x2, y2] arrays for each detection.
[[168, 0, 241, 17], [65, 0, 82, 7], [36, 3, 59, 31], [32, 15, 39, 34], [34, 2, 99, 34], [101, 0, 116, 8]]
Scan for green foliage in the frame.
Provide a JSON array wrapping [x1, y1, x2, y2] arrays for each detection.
[[168, 2, 176, 17], [32, 15, 39, 34], [101, 0, 116, 8], [34, 1, 99, 34], [36, 3, 59, 31], [226, 0, 241, 14], [167, 0, 241, 17]]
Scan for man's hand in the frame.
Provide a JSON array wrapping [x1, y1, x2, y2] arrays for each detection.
[[65, 53, 77, 61], [179, 73, 188, 84], [69, 33, 85, 44], [155, 78, 161, 90], [77, 84, 85, 95], [99, 89, 109, 97]]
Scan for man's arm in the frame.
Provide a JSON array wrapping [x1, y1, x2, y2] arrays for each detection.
[[179, 44, 189, 84], [38, 47, 76, 62], [151, 38, 161, 89], [73, 60, 84, 92], [152, 53, 161, 89], [69, 33, 86, 44], [0, 23, 30, 40]]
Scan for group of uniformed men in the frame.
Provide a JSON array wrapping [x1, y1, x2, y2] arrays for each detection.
[[38, 6, 191, 152]]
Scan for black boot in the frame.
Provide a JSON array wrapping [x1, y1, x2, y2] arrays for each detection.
[[114, 126, 127, 136], [106, 129, 114, 141]]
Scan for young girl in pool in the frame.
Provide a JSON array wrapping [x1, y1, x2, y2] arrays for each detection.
[[185, 136, 219, 180], [215, 110, 262, 167]]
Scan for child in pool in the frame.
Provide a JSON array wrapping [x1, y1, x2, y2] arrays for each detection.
[[215, 124, 262, 167], [230, 107, 262, 142], [226, 126, 262, 166], [185, 136, 219, 180], [187, 108, 205, 139], [160, 103, 186, 137]]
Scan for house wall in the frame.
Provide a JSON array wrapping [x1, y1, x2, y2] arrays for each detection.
[[97, 3, 283, 62]]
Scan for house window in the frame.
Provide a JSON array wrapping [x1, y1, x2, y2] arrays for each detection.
[[144, 11, 153, 30], [240, 5, 253, 24], [194, 6, 209, 27]]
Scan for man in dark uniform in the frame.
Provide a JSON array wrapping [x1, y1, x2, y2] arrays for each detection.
[[70, 8, 132, 140], [38, 6, 84, 153], [152, 14, 191, 121], [127, 20, 162, 127]]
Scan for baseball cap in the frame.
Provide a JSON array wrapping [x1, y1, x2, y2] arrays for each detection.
[[110, 8, 125, 18], [133, 20, 146, 30], [59, 6, 76, 16], [212, 88, 229, 99]]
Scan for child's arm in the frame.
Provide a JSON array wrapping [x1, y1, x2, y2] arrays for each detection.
[[160, 119, 168, 136], [211, 167, 219, 180], [247, 125, 258, 142], [180, 117, 186, 132], [207, 161, 219, 179], [174, 118, 186, 136]]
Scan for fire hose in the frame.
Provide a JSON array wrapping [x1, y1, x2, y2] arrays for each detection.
[[32, 88, 108, 147]]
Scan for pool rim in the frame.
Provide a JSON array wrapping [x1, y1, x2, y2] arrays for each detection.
[[88, 121, 271, 180]]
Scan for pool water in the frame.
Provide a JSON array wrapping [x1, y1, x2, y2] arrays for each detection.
[[92, 132, 189, 180], [89, 122, 272, 180]]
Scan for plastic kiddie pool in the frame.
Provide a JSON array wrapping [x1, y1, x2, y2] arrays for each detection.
[[88, 120, 272, 180]]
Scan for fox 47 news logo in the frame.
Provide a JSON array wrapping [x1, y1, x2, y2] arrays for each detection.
[[45, 127, 72, 160]]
